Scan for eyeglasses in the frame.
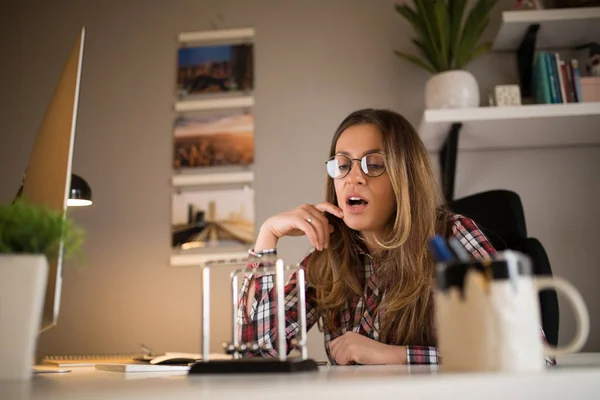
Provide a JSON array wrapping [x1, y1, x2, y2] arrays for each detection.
[[325, 153, 386, 179]]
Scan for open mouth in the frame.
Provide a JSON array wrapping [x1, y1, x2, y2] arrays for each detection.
[[347, 196, 369, 207]]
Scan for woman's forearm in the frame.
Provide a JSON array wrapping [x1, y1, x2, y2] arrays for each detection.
[[246, 226, 279, 315], [254, 224, 278, 251], [385, 345, 408, 364], [246, 279, 256, 315]]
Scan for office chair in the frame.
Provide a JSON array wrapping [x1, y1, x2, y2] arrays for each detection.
[[449, 189, 560, 347]]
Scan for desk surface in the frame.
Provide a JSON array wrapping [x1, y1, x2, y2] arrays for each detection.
[[3, 353, 600, 400]]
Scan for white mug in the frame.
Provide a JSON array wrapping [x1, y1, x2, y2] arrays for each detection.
[[435, 250, 589, 372]]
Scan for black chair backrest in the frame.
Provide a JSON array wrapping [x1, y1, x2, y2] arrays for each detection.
[[449, 189, 559, 346], [449, 189, 527, 251]]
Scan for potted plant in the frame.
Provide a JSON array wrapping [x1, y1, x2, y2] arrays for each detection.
[[0, 199, 84, 380], [395, 0, 498, 109]]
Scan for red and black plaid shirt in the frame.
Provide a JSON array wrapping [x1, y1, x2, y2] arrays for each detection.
[[238, 214, 552, 365]]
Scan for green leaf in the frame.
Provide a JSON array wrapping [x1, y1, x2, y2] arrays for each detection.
[[394, 0, 497, 73], [449, 0, 467, 68], [456, 0, 497, 68], [394, 50, 436, 73], [0, 199, 85, 265], [396, 3, 441, 71], [412, 39, 438, 72], [414, 0, 443, 70], [395, 3, 428, 42], [433, 0, 450, 70], [466, 41, 492, 65]]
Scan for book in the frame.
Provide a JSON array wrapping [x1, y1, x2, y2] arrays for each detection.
[[560, 60, 572, 103], [555, 53, 567, 103], [43, 352, 230, 367], [95, 363, 190, 373], [533, 52, 551, 104], [42, 353, 144, 367], [546, 53, 560, 103], [571, 60, 583, 103], [565, 62, 576, 103]]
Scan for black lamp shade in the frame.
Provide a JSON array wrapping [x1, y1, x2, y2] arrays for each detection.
[[68, 174, 92, 206]]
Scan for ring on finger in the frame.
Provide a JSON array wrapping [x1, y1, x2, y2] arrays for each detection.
[[306, 217, 313, 224]]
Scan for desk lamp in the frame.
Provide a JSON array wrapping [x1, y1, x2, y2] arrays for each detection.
[[15, 173, 92, 208], [67, 174, 92, 207]]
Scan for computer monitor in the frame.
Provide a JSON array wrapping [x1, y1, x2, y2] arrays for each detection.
[[20, 27, 86, 334]]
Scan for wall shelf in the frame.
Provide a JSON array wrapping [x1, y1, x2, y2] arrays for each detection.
[[174, 96, 254, 112], [172, 170, 255, 188], [178, 28, 255, 44], [491, 7, 600, 98], [492, 7, 600, 51], [419, 102, 600, 152], [419, 102, 600, 201]]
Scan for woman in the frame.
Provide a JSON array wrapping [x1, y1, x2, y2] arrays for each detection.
[[237, 108, 496, 365]]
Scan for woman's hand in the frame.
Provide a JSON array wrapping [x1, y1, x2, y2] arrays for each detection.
[[329, 332, 407, 365], [258, 202, 343, 251]]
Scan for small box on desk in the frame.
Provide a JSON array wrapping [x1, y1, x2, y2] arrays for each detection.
[[580, 77, 600, 102]]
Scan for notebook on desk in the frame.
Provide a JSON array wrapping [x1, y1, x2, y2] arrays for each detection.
[[43, 352, 231, 367], [42, 353, 146, 367], [95, 363, 190, 373]]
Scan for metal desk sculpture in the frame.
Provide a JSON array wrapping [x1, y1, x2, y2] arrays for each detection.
[[188, 258, 319, 374]]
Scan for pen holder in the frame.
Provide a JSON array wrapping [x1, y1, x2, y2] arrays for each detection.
[[435, 250, 589, 372], [188, 258, 319, 374]]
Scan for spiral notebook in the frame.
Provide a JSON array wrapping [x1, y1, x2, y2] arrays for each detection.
[[42, 352, 229, 367], [42, 353, 147, 367]]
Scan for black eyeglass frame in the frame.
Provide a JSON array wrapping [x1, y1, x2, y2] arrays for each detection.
[[325, 153, 387, 179]]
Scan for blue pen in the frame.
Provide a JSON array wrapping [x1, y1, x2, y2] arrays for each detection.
[[447, 236, 472, 263], [428, 235, 455, 263]]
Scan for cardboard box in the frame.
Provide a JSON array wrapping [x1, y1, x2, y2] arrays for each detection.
[[580, 77, 600, 102]]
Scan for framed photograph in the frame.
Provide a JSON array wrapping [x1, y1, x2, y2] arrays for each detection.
[[171, 187, 255, 250], [173, 112, 254, 169], [177, 43, 254, 96]]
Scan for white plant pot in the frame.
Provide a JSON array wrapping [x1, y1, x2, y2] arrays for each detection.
[[0, 254, 48, 381], [425, 70, 480, 109]]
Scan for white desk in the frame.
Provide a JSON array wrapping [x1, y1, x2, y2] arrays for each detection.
[[3, 354, 600, 400]]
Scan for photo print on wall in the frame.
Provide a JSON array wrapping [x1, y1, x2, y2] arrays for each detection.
[[171, 187, 255, 250], [173, 112, 254, 169], [170, 28, 256, 267], [176, 43, 254, 96]]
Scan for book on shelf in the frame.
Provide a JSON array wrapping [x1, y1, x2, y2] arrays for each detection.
[[532, 51, 584, 105]]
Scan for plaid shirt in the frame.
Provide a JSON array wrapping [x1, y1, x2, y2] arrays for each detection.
[[237, 214, 552, 365]]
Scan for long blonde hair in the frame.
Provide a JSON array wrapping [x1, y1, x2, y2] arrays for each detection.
[[306, 108, 451, 346]]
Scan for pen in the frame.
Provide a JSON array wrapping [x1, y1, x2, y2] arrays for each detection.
[[428, 235, 455, 263], [447, 236, 472, 263]]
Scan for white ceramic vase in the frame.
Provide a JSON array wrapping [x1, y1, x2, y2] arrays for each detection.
[[424, 70, 480, 109], [0, 254, 48, 381]]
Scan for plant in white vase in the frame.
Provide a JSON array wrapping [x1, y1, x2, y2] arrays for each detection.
[[395, 0, 498, 109], [0, 199, 84, 381]]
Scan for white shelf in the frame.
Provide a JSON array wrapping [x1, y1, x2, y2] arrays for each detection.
[[419, 102, 600, 152], [492, 7, 600, 51], [178, 28, 255, 44], [170, 250, 249, 267], [174, 96, 254, 112], [172, 170, 254, 188]]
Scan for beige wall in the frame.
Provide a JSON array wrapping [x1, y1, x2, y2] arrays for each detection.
[[1, 0, 598, 361]]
